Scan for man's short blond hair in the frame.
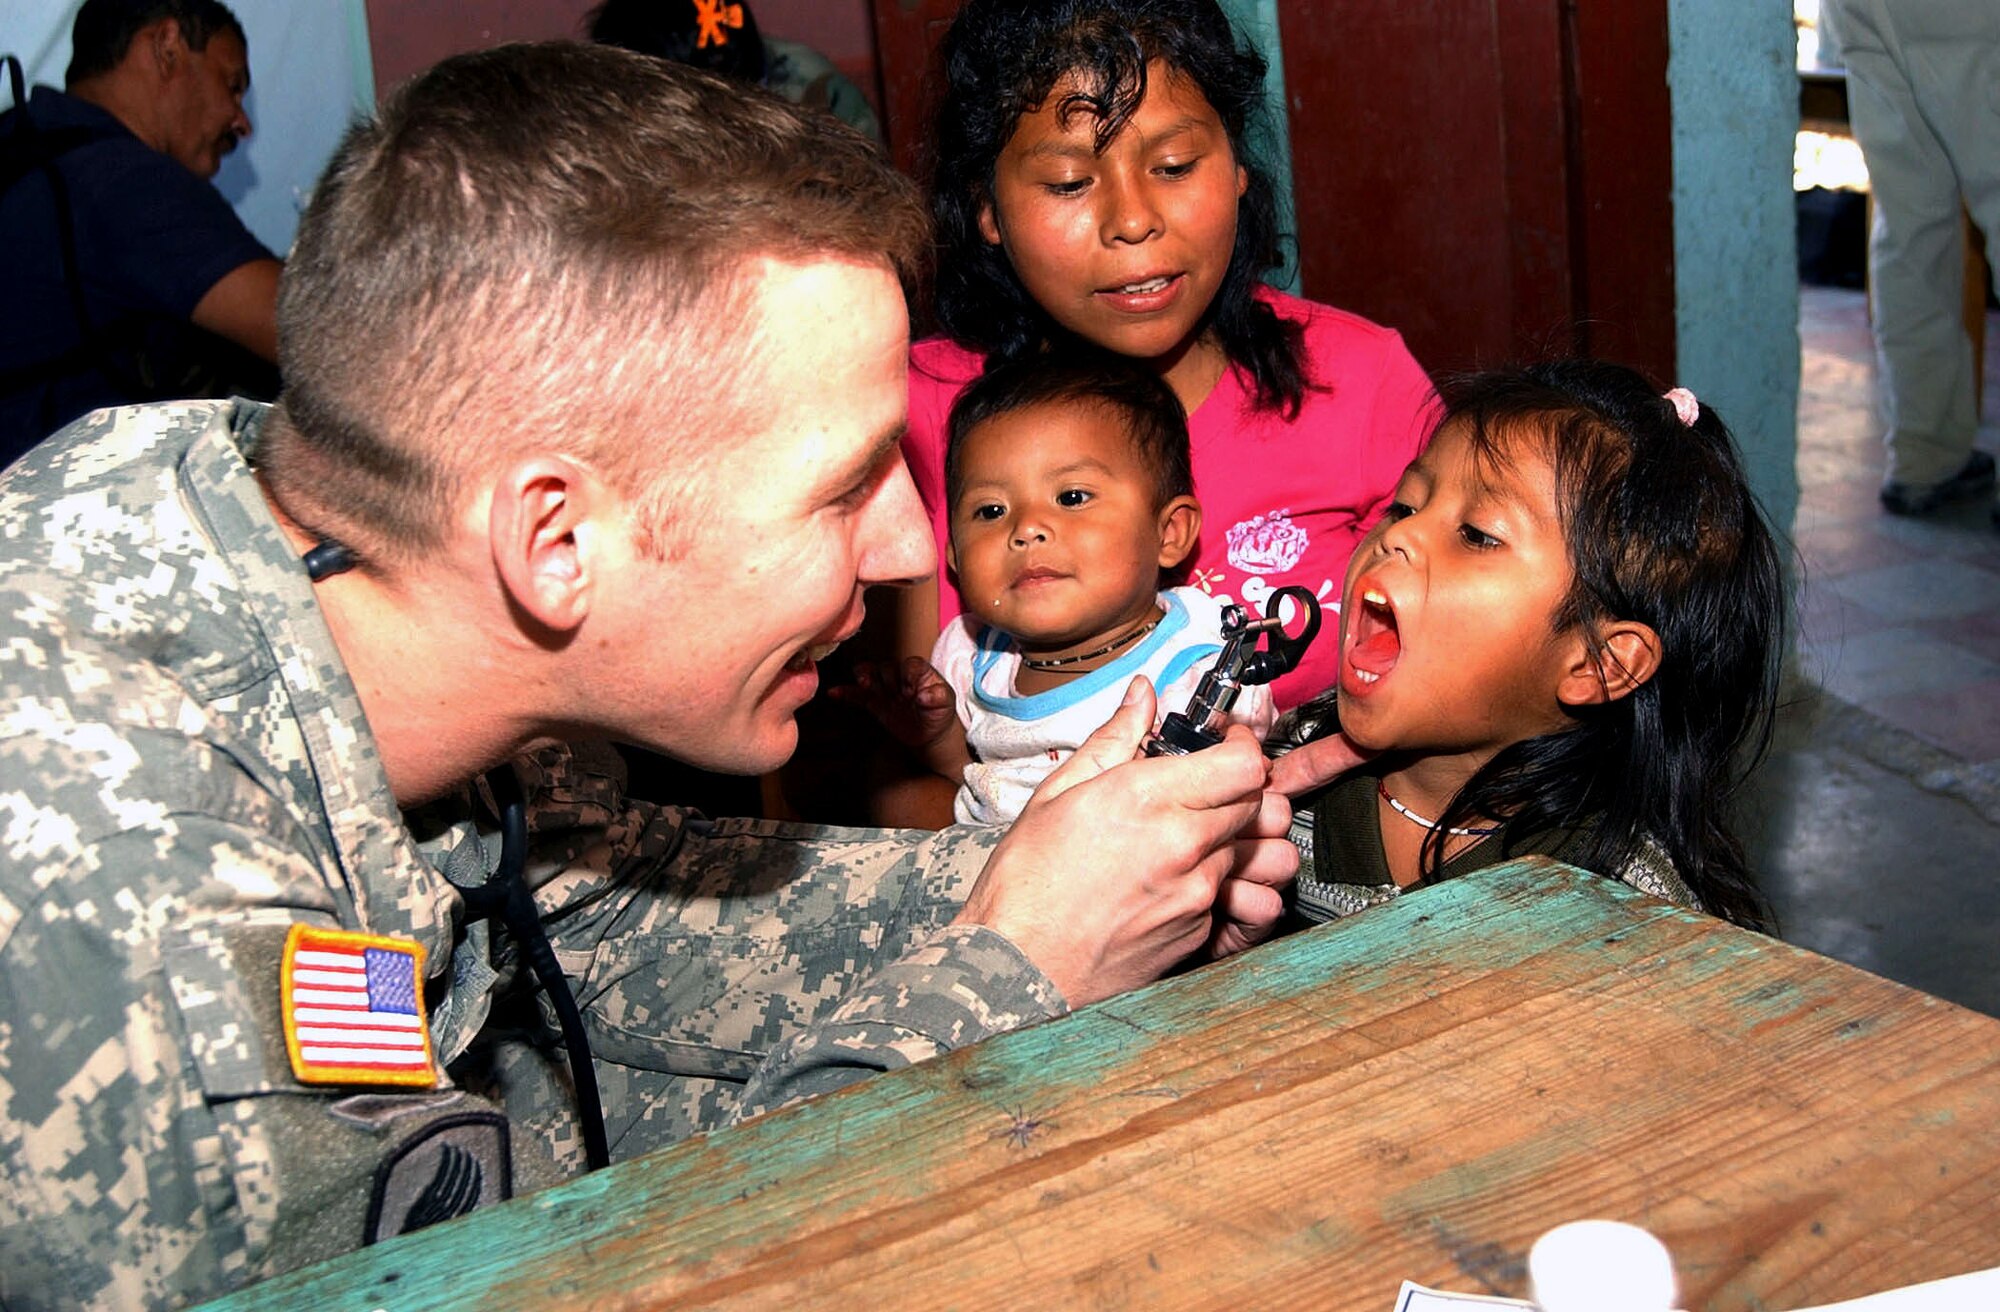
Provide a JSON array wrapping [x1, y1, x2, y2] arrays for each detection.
[[259, 41, 927, 560]]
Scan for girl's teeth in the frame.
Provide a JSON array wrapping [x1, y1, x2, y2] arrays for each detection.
[[1118, 277, 1171, 294]]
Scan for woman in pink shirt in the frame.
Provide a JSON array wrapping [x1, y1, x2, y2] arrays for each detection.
[[897, 0, 1436, 711]]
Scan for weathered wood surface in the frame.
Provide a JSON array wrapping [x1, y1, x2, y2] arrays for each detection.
[[198, 860, 2000, 1311]]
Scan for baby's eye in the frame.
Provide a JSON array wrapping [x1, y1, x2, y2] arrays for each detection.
[[1056, 488, 1092, 508], [1382, 500, 1415, 522], [970, 502, 1006, 522], [1458, 522, 1501, 549]]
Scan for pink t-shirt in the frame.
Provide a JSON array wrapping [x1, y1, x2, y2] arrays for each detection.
[[902, 286, 1436, 708]]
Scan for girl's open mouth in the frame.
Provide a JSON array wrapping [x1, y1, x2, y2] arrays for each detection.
[[1343, 586, 1401, 689]]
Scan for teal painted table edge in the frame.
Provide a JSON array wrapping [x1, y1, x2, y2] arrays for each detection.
[[189, 859, 1798, 1311]]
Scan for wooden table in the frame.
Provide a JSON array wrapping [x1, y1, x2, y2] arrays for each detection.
[[200, 860, 2000, 1311]]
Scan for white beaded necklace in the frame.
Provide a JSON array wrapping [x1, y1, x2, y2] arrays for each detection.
[[1377, 782, 1503, 838]]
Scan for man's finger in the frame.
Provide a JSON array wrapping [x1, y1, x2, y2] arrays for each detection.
[[1147, 725, 1275, 814], [1054, 727, 1271, 820], [1228, 832, 1302, 890], [1208, 876, 1288, 959], [1269, 730, 1375, 798], [1239, 786, 1293, 843], [1030, 676, 1157, 804]]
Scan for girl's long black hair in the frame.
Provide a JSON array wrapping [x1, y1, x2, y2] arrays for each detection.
[[1295, 361, 1787, 931], [929, 0, 1311, 416]]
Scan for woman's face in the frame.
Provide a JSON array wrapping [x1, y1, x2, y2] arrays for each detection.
[[979, 61, 1247, 365]]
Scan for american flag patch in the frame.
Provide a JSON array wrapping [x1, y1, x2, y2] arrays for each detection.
[[280, 925, 437, 1087]]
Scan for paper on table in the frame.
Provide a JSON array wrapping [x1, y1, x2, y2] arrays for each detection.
[[1392, 1284, 1533, 1312], [1392, 1266, 2000, 1312]]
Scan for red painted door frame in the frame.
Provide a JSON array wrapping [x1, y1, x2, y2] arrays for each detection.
[[870, 0, 961, 178], [1275, 0, 1676, 379]]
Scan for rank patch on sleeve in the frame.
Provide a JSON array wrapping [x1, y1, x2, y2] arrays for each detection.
[[281, 925, 437, 1087]]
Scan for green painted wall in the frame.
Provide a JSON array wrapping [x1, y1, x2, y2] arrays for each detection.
[[1219, 0, 1300, 292], [1668, 0, 1801, 532]]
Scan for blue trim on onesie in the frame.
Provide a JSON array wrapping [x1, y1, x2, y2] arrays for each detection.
[[1157, 643, 1221, 694], [970, 593, 1193, 721]]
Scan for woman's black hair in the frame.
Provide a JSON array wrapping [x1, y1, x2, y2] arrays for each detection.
[[929, 0, 1310, 416], [1294, 361, 1787, 931]]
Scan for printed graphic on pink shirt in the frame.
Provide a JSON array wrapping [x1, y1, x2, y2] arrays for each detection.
[[1225, 509, 1309, 575], [1198, 508, 1340, 626]]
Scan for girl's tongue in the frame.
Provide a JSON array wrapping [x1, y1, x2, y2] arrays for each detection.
[[1348, 588, 1401, 675]]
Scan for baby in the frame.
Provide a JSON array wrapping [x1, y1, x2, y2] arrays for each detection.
[[860, 355, 1275, 824]]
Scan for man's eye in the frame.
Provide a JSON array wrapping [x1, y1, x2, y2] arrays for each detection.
[[1056, 488, 1091, 507], [1459, 523, 1501, 549]]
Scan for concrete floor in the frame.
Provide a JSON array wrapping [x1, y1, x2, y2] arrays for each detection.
[[1743, 286, 2000, 1017]]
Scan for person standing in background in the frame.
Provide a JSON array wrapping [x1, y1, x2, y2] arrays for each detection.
[[1818, 0, 2000, 523], [0, 0, 279, 468]]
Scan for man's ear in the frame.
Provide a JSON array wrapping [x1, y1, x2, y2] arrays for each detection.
[[148, 18, 187, 77], [976, 193, 1003, 247], [486, 458, 597, 639], [1156, 495, 1202, 570], [1556, 620, 1662, 707]]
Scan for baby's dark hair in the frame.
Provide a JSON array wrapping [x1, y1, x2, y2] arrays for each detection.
[[1297, 360, 1786, 931], [945, 354, 1193, 514], [930, 0, 1310, 416]]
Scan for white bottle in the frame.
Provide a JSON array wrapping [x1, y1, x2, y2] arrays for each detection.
[[1528, 1219, 1678, 1312]]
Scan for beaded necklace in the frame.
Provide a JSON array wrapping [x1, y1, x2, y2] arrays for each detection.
[[1377, 782, 1503, 838], [1020, 614, 1161, 671]]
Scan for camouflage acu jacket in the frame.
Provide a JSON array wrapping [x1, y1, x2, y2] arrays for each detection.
[[763, 37, 881, 143], [0, 400, 1064, 1310]]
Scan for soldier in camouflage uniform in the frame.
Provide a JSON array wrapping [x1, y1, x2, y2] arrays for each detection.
[[762, 36, 881, 143], [0, 43, 1303, 1310]]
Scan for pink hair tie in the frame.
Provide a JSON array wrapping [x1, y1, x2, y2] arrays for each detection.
[[1663, 387, 1700, 426]]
